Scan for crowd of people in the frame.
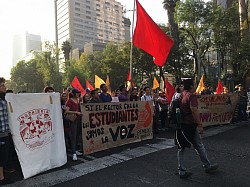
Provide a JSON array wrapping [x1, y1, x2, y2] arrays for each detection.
[[0, 76, 249, 184]]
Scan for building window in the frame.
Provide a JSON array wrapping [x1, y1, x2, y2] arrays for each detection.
[[75, 2, 80, 6], [86, 5, 91, 9], [96, 13, 101, 17], [86, 0, 90, 4], [86, 16, 91, 19], [75, 7, 80, 11], [75, 13, 80, 16], [86, 11, 91, 14]]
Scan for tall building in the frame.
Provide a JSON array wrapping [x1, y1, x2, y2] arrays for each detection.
[[12, 32, 41, 66], [55, 0, 131, 51]]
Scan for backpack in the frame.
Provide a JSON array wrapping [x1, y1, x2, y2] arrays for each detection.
[[168, 94, 182, 124]]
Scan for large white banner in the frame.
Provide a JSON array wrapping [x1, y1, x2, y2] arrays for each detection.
[[6, 93, 67, 179]]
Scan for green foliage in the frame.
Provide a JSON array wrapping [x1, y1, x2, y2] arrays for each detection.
[[10, 60, 44, 92]]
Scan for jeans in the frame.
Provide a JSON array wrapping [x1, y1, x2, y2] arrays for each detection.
[[177, 129, 211, 175]]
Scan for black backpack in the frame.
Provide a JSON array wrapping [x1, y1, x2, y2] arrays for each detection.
[[168, 94, 182, 123]]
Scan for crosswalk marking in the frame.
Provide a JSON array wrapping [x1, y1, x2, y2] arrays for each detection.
[[9, 139, 175, 187]]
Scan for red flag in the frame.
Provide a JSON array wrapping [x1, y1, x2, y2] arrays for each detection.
[[133, 0, 174, 67], [127, 69, 131, 81], [216, 80, 223, 94], [71, 76, 86, 95], [165, 79, 175, 102], [86, 80, 94, 91], [127, 70, 135, 88]]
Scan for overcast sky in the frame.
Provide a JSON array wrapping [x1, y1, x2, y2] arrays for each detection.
[[0, 0, 167, 79]]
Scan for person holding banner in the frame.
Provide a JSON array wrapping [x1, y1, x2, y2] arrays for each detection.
[[99, 84, 112, 102], [0, 77, 12, 185], [65, 89, 82, 161], [118, 84, 131, 102], [176, 79, 218, 179]]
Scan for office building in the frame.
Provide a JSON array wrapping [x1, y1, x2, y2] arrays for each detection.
[[55, 0, 131, 51], [12, 32, 41, 66]]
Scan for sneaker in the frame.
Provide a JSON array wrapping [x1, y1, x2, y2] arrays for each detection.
[[179, 171, 192, 179], [72, 154, 77, 161], [205, 164, 218, 173], [75, 150, 83, 156]]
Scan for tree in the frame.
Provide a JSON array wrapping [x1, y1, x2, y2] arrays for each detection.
[[174, 0, 213, 83], [34, 41, 62, 91], [61, 41, 72, 64], [10, 60, 44, 92]]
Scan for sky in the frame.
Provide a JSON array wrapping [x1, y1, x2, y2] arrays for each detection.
[[0, 0, 167, 80]]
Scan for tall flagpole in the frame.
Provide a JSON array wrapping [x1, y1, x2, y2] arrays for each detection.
[[129, 0, 136, 84]]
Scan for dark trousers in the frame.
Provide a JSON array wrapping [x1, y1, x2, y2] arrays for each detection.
[[69, 118, 81, 154], [160, 110, 169, 128]]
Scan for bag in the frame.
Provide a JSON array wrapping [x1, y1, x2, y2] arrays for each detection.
[[168, 94, 182, 124], [65, 113, 77, 123]]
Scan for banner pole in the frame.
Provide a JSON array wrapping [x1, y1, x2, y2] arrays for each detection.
[[129, 0, 136, 84]]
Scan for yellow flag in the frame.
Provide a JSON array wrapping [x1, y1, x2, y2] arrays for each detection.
[[106, 75, 111, 94], [153, 76, 159, 90], [196, 75, 205, 94], [95, 75, 105, 89]]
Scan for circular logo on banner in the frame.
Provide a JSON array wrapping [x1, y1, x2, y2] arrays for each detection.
[[17, 109, 54, 150]]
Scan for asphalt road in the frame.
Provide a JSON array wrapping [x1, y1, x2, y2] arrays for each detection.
[[3, 121, 250, 187]]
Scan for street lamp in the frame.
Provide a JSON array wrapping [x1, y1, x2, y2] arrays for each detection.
[[179, 27, 201, 83]]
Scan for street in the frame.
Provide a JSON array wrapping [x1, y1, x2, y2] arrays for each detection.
[[4, 121, 250, 187]]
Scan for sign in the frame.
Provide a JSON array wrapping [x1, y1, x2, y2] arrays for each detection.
[[6, 93, 67, 179], [197, 93, 240, 127], [81, 101, 153, 154]]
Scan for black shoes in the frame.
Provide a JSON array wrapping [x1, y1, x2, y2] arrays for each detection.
[[205, 164, 219, 173], [179, 171, 192, 179]]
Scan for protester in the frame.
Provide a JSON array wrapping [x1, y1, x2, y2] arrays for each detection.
[[141, 86, 153, 101], [223, 86, 230, 94], [176, 78, 218, 179], [201, 84, 213, 95], [99, 84, 112, 102], [157, 90, 170, 131], [0, 77, 12, 185], [44, 86, 55, 93], [65, 89, 82, 161], [169, 85, 183, 124], [61, 92, 71, 151], [83, 88, 91, 103], [89, 89, 102, 103], [130, 87, 139, 101], [141, 87, 159, 133], [237, 84, 248, 121], [118, 84, 130, 102], [63, 87, 70, 94]]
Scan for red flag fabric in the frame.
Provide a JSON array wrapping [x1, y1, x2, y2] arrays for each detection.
[[86, 80, 94, 91], [216, 80, 223, 94], [127, 70, 131, 81], [71, 76, 86, 95], [165, 79, 175, 102], [133, 0, 174, 67]]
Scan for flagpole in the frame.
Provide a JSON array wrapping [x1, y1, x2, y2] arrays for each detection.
[[129, 0, 136, 84]]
